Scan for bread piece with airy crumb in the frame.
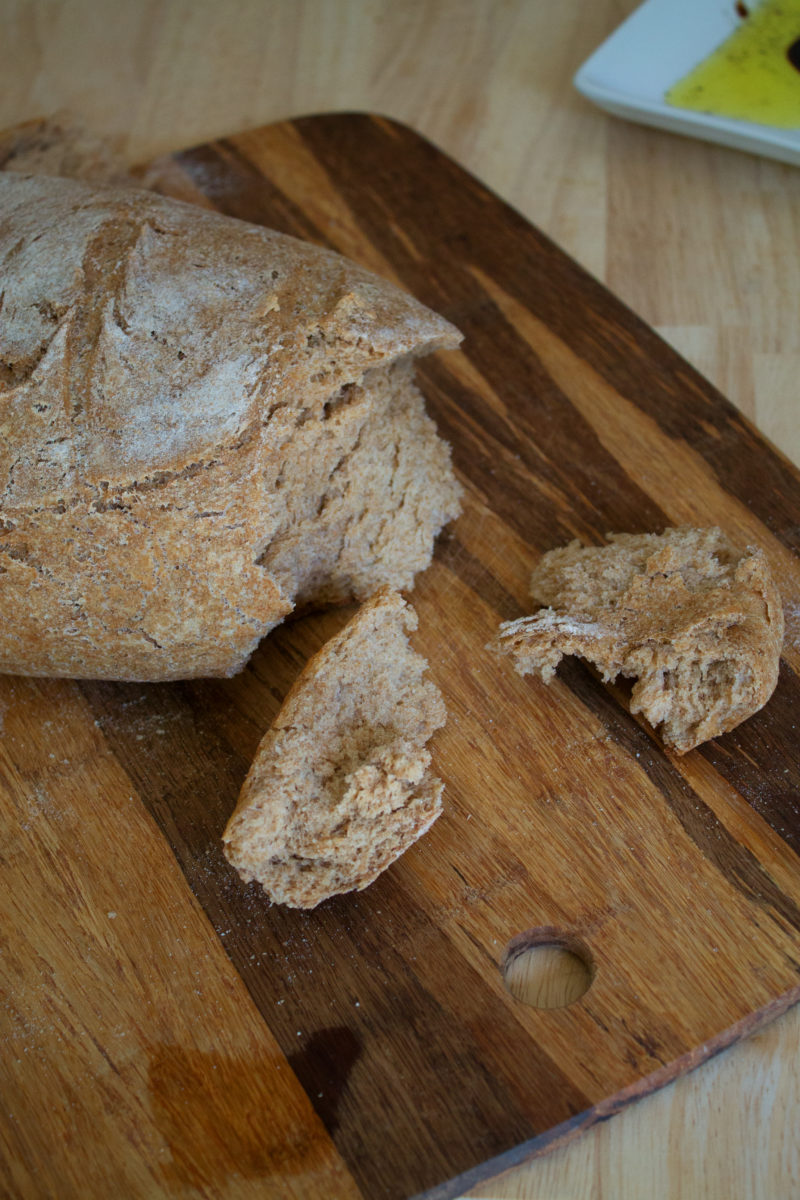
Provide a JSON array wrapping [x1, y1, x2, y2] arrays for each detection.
[[223, 588, 446, 907], [491, 527, 784, 754]]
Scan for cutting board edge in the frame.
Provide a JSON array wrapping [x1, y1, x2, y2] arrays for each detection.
[[422, 981, 800, 1200]]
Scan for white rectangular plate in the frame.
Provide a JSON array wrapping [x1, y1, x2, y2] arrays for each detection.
[[574, 0, 800, 165]]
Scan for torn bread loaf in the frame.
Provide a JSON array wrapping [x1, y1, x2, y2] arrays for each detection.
[[492, 527, 784, 753], [0, 173, 461, 680], [223, 588, 446, 907]]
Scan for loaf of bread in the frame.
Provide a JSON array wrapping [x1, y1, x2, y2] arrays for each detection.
[[0, 172, 461, 680], [491, 527, 784, 753], [223, 588, 446, 907]]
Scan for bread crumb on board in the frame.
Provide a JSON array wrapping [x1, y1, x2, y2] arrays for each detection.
[[491, 526, 784, 754]]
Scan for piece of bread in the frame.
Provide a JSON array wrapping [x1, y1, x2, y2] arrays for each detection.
[[0, 172, 461, 680], [222, 588, 446, 907], [491, 527, 784, 753]]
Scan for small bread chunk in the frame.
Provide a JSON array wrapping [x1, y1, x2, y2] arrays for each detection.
[[492, 527, 784, 754], [223, 589, 446, 907]]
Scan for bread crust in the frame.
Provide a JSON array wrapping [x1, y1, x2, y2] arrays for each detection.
[[0, 173, 461, 679], [492, 527, 784, 753]]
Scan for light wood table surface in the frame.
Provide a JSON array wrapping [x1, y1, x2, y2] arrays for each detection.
[[4, 2, 800, 1196]]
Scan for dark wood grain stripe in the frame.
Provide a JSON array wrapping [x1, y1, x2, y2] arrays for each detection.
[[558, 659, 800, 937], [700, 661, 800, 858], [434, 531, 522, 621], [292, 114, 800, 553], [175, 139, 335, 249], [419, 340, 669, 548]]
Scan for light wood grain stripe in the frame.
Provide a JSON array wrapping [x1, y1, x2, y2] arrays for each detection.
[[0, 676, 361, 1200]]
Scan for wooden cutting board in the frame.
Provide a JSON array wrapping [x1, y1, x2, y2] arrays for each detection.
[[3, 114, 800, 1200]]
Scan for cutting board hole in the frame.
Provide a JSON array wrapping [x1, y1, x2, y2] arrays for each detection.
[[501, 929, 594, 1010]]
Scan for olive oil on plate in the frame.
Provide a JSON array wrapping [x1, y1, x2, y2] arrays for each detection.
[[666, 0, 800, 128]]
